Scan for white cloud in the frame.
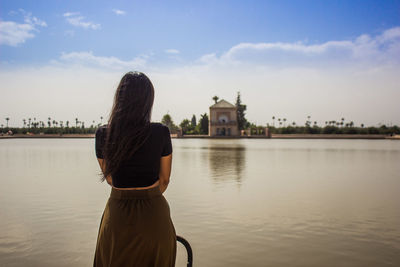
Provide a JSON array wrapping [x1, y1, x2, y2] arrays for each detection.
[[201, 27, 400, 67], [63, 12, 100, 30], [226, 41, 352, 56], [0, 10, 46, 46], [63, 12, 80, 17], [165, 49, 180, 54], [58, 51, 147, 69], [197, 53, 218, 64], [112, 9, 126, 15], [21, 10, 47, 27], [0, 21, 35, 46], [379, 27, 400, 42]]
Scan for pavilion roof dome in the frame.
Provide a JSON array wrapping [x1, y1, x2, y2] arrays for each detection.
[[210, 99, 236, 108]]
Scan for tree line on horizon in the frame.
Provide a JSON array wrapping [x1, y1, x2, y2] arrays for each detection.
[[2, 94, 399, 135], [0, 116, 104, 135], [159, 93, 400, 136], [161, 113, 210, 135]]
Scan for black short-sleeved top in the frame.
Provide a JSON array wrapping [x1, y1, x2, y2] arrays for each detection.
[[95, 122, 172, 188]]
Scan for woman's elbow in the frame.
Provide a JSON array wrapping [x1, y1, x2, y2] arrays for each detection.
[[159, 175, 170, 186]]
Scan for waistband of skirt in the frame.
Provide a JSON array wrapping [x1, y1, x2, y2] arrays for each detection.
[[110, 186, 162, 199]]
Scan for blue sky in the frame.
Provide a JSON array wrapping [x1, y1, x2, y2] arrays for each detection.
[[1, 0, 400, 127], [1, 0, 400, 64]]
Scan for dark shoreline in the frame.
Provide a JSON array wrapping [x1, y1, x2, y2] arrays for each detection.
[[1, 134, 399, 140], [0, 134, 95, 139], [180, 134, 398, 139]]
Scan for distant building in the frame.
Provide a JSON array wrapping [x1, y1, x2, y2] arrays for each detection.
[[209, 99, 239, 136]]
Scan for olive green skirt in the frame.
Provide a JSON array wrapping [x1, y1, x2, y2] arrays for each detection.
[[94, 186, 176, 267]]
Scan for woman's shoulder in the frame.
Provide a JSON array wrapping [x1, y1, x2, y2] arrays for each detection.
[[95, 125, 108, 138], [150, 122, 168, 130], [96, 123, 169, 138], [150, 122, 170, 135]]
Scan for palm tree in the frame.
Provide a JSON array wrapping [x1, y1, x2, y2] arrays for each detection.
[[75, 118, 79, 127], [272, 116, 275, 127], [212, 96, 219, 104], [66, 121, 69, 128], [341, 118, 345, 127], [306, 115, 311, 127], [361, 123, 364, 128], [278, 118, 281, 128], [100, 116, 103, 124], [28, 118, 31, 128], [23, 119, 26, 127], [5, 117, 9, 128], [283, 118, 287, 127]]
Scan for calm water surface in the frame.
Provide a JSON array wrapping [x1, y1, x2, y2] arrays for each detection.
[[0, 138, 399, 266]]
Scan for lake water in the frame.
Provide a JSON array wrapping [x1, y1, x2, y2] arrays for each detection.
[[0, 138, 399, 266]]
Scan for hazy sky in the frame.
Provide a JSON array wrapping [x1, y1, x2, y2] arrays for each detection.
[[1, 0, 400, 127]]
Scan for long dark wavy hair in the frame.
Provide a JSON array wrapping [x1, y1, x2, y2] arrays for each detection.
[[101, 71, 154, 181]]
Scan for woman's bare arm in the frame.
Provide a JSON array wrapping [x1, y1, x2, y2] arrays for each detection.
[[159, 154, 172, 193], [97, 158, 113, 186]]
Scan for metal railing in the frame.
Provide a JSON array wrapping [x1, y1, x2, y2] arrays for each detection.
[[177, 235, 193, 267]]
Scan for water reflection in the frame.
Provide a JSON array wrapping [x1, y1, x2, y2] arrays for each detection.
[[208, 143, 246, 185], [1, 139, 400, 267]]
